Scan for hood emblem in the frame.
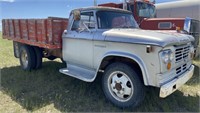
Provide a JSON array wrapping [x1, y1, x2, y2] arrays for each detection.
[[180, 39, 189, 43]]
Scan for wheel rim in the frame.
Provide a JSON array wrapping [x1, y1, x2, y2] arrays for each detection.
[[107, 71, 134, 102], [21, 49, 28, 68]]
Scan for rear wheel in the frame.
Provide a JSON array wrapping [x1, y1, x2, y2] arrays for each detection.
[[33, 47, 43, 69], [102, 62, 145, 108], [19, 45, 36, 71]]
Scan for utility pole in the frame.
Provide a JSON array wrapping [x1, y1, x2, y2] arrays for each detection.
[[123, 0, 127, 10], [94, 0, 97, 6], [152, 0, 156, 4]]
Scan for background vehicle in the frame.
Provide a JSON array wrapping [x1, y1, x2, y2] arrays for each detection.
[[140, 17, 200, 57], [99, 0, 156, 24], [153, 0, 200, 57], [99, 0, 200, 57], [2, 7, 195, 108], [156, 0, 200, 21]]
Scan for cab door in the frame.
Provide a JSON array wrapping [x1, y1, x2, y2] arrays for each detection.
[[63, 11, 96, 69]]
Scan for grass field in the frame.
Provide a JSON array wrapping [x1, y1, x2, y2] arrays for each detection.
[[0, 32, 199, 112]]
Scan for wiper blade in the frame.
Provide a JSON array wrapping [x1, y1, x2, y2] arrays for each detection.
[[122, 26, 135, 28]]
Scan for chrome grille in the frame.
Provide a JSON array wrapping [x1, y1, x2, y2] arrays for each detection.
[[176, 64, 187, 75], [175, 45, 190, 62]]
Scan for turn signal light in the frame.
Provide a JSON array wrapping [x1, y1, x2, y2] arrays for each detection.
[[167, 62, 171, 70]]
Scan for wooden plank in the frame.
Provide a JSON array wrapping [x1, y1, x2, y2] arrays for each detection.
[[14, 20, 21, 39], [51, 19, 68, 45], [47, 19, 53, 44], [36, 19, 47, 44], [4, 20, 9, 37], [20, 19, 28, 40], [28, 19, 36, 41], [2, 20, 5, 36], [8, 20, 15, 38]]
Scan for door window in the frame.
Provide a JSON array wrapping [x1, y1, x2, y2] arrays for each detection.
[[71, 12, 95, 31]]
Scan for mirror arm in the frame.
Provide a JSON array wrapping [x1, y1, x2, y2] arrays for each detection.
[[83, 22, 91, 32]]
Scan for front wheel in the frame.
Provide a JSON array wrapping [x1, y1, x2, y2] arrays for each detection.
[[102, 62, 145, 108]]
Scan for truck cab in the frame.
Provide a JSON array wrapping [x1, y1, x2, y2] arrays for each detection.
[[99, 0, 156, 24], [60, 7, 195, 108]]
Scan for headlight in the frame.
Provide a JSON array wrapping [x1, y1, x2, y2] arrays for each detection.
[[161, 50, 174, 64]]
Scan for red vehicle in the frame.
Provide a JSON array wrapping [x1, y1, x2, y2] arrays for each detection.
[[153, 0, 200, 56], [140, 18, 199, 54], [99, 0, 156, 24]]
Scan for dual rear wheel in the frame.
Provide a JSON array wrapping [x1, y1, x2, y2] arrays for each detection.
[[19, 45, 42, 71]]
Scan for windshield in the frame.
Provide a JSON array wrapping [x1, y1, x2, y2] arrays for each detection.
[[96, 11, 139, 29], [136, 2, 156, 18]]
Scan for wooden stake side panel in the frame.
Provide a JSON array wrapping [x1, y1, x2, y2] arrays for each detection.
[[36, 19, 47, 44], [14, 20, 21, 39], [28, 19, 36, 41], [21, 20, 29, 40], [2, 18, 68, 49], [3, 20, 10, 38], [2, 20, 5, 37], [51, 19, 68, 45]]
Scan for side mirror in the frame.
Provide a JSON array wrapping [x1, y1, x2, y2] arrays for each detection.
[[73, 10, 81, 21], [63, 30, 68, 35], [183, 17, 192, 33]]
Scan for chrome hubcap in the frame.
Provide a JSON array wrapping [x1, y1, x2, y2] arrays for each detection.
[[108, 71, 133, 102]]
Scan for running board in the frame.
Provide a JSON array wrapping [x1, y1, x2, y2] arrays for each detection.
[[59, 64, 96, 82]]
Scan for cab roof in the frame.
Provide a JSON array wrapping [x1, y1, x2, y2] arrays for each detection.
[[71, 6, 132, 14]]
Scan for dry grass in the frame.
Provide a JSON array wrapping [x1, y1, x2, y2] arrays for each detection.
[[0, 32, 199, 112]]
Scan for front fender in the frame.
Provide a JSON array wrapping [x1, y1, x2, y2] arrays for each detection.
[[95, 51, 150, 85]]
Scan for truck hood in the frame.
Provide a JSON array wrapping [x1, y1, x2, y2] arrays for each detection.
[[103, 29, 194, 47]]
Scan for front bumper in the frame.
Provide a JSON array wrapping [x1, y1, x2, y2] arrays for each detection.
[[159, 65, 194, 98]]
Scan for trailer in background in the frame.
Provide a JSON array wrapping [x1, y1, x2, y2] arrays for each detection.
[[156, 0, 200, 21], [151, 0, 200, 57]]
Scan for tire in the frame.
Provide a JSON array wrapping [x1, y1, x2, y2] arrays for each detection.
[[13, 41, 20, 58], [102, 62, 145, 108], [60, 58, 67, 67], [33, 46, 43, 69], [19, 45, 36, 71]]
